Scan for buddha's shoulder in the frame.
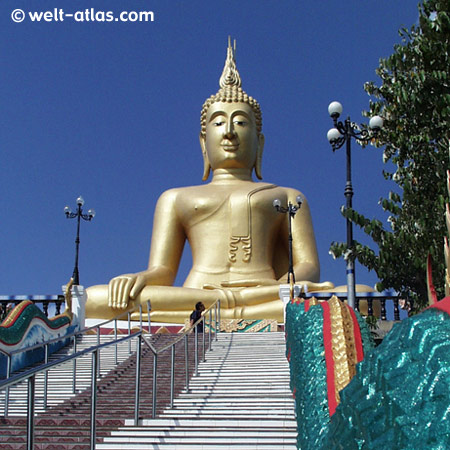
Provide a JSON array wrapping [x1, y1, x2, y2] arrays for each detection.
[[256, 183, 305, 198], [157, 185, 210, 202], [157, 183, 305, 200]]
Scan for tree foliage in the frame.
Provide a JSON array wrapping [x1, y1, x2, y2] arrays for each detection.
[[330, 0, 450, 309]]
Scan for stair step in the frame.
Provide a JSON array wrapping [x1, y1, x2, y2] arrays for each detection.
[[96, 333, 296, 449]]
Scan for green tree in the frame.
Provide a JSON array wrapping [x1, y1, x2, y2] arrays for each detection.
[[330, 0, 450, 310]]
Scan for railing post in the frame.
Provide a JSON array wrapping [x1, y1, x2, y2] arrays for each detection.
[[152, 353, 158, 419], [215, 302, 218, 342], [170, 345, 175, 409], [96, 327, 101, 377], [202, 317, 206, 362], [394, 297, 400, 321], [381, 298, 387, 321], [114, 319, 118, 365], [218, 299, 221, 334], [73, 334, 78, 394], [368, 297, 374, 317], [134, 335, 142, 426], [128, 312, 132, 354], [55, 298, 62, 315], [43, 344, 49, 410], [184, 334, 189, 392], [0, 301, 7, 322], [42, 301, 49, 317], [26, 375, 36, 450], [208, 309, 212, 352], [5, 355, 11, 417], [90, 350, 98, 450], [146, 300, 152, 335], [139, 304, 143, 331], [194, 326, 198, 376]]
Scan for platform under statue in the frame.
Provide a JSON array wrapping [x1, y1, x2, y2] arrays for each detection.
[[86, 40, 335, 323]]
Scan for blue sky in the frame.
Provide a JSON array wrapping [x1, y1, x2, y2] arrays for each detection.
[[0, 0, 420, 295]]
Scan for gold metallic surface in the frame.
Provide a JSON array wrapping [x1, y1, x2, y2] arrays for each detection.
[[328, 295, 358, 406], [61, 278, 74, 320], [86, 40, 330, 323]]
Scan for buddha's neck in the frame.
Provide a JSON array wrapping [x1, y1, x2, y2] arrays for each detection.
[[211, 168, 253, 183]]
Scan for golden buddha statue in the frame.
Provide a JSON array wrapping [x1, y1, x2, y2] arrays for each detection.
[[86, 40, 333, 323]]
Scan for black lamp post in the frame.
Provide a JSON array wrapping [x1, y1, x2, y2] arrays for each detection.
[[327, 101, 383, 309], [64, 196, 95, 285], [273, 196, 303, 284]]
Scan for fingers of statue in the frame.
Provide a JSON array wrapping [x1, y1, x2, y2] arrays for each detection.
[[108, 281, 114, 308], [129, 275, 145, 300], [109, 278, 122, 309], [119, 278, 133, 309], [108, 276, 135, 309]]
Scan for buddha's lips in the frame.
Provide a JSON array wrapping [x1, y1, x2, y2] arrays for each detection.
[[221, 139, 239, 151]]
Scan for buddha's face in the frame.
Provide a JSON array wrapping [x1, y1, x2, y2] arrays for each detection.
[[201, 102, 263, 172]]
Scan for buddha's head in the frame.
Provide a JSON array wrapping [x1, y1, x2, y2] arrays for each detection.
[[200, 39, 264, 180]]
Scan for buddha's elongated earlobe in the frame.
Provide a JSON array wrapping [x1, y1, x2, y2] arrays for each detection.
[[255, 133, 264, 180], [199, 133, 211, 181]]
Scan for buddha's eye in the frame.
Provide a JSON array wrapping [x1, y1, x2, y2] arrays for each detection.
[[213, 121, 225, 127], [233, 120, 247, 126]]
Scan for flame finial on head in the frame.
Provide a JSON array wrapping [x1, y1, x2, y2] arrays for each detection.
[[219, 37, 241, 89], [200, 37, 262, 139]]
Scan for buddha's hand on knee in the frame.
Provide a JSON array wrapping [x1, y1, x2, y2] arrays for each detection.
[[220, 279, 279, 288], [108, 273, 147, 309]]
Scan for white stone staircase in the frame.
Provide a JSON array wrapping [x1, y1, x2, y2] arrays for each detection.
[[98, 332, 297, 449]]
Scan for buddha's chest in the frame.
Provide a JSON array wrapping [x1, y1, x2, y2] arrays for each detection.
[[176, 184, 283, 263], [177, 185, 279, 229]]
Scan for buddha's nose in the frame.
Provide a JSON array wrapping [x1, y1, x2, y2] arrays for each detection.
[[223, 122, 236, 139]]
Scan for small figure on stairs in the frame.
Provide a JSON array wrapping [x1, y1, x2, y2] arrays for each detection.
[[190, 302, 205, 332]]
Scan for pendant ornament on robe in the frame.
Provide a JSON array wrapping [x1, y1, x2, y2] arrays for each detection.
[[228, 184, 277, 263]]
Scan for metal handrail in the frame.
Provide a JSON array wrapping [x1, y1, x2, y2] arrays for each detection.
[[0, 332, 141, 450], [0, 299, 221, 448], [1, 300, 150, 358], [0, 333, 138, 391], [142, 299, 220, 355], [141, 299, 220, 418], [1, 299, 152, 417]]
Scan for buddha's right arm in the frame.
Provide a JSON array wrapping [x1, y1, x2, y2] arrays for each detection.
[[108, 189, 185, 309], [108, 266, 175, 309]]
